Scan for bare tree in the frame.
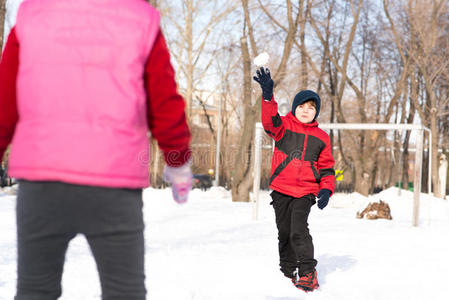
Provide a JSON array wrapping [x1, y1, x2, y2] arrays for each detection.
[[307, 0, 377, 193], [231, 0, 303, 202], [0, 0, 6, 50], [146, 0, 448, 197], [147, 0, 158, 8], [384, 0, 449, 197], [159, 0, 236, 118], [212, 36, 243, 186], [147, 1, 236, 186], [301, 0, 416, 195]]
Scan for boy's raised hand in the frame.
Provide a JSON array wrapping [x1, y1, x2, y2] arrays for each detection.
[[163, 162, 192, 204], [253, 67, 274, 101], [317, 189, 331, 209]]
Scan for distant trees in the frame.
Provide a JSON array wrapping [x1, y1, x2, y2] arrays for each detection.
[[1, 0, 447, 197], [155, 0, 448, 198], [231, 0, 306, 202], [384, 0, 449, 197], [157, 0, 236, 118]]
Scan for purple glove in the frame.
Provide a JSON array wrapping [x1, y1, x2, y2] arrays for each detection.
[[163, 162, 192, 204]]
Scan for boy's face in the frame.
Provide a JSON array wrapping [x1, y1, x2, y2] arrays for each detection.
[[295, 101, 316, 123]]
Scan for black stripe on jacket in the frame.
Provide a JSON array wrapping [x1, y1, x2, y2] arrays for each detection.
[[319, 168, 335, 178], [304, 135, 325, 162], [269, 130, 305, 184]]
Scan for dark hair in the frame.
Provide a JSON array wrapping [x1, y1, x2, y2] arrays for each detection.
[[298, 100, 316, 108]]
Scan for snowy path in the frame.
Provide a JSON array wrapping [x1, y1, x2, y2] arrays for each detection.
[[1, 187, 449, 300]]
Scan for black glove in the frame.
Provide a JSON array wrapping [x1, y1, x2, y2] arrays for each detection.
[[253, 67, 274, 101], [317, 189, 331, 210]]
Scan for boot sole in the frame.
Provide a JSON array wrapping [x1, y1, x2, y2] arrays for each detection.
[[294, 283, 319, 292]]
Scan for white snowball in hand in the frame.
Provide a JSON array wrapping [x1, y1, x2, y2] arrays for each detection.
[[254, 52, 270, 66]]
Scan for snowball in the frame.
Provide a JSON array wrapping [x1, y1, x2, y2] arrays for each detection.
[[254, 52, 270, 66]]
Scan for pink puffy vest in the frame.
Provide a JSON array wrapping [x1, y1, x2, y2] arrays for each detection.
[[9, 0, 160, 188]]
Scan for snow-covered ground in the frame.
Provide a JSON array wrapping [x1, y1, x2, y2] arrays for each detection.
[[1, 186, 449, 300]]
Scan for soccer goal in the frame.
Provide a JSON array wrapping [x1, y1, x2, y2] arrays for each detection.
[[252, 122, 432, 227]]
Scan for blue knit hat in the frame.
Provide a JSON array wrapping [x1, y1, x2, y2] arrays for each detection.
[[291, 90, 321, 120]]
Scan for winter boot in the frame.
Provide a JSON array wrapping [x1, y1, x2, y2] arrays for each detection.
[[293, 269, 319, 292]]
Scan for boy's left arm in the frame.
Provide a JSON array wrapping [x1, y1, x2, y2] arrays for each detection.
[[317, 134, 335, 194]]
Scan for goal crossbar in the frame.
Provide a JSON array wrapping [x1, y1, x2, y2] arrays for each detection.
[[319, 123, 428, 131], [253, 122, 432, 227]]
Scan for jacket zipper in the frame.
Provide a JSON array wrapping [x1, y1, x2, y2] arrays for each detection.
[[301, 131, 308, 161]]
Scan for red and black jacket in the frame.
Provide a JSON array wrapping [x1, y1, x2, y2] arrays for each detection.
[[262, 97, 335, 198]]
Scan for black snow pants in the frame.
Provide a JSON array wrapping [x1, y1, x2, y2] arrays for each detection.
[[270, 190, 317, 278], [15, 180, 146, 300]]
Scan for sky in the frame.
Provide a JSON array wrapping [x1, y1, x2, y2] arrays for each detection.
[[3, 0, 23, 44]]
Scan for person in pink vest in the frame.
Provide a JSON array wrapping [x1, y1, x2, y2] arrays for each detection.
[[0, 1, 192, 299]]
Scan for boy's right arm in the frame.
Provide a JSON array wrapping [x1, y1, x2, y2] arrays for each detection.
[[261, 97, 285, 141], [253, 67, 285, 141]]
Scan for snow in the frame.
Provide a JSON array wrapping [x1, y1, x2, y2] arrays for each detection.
[[1, 186, 449, 299], [3, 1, 448, 298], [254, 52, 270, 67], [3, 0, 24, 43]]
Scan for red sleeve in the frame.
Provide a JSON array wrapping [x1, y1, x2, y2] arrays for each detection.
[[261, 96, 285, 141], [145, 30, 191, 167], [0, 27, 19, 161], [317, 134, 335, 194]]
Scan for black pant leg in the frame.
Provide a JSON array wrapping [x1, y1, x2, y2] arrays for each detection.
[[271, 191, 296, 278], [86, 230, 145, 300], [83, 187, 146, 300], [290, 195, 317, 275], [15, 181, 146, 300], [15, 181, 76, 300]]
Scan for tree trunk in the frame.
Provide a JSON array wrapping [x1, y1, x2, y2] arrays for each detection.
[[147, 0, 158, 8], [354, 154, 375, 196], [0, 0, 7, 50], [354, 169, 371, 196], [402, 126, 414, 190], [231, 35, 255, 202], [231, 0, 300, 202], [430, 108, 441, 196], [150, 138, 162, 188], [185, 0, 194, 118], [299, 0, 308, 90], [402, 147, 410, 189]]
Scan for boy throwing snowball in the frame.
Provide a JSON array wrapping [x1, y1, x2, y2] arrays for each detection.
[[253, 67, 335, 292]]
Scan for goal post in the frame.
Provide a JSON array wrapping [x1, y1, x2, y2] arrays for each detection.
[[252, 123, 263, 221], [252, 122, 431, 227]]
